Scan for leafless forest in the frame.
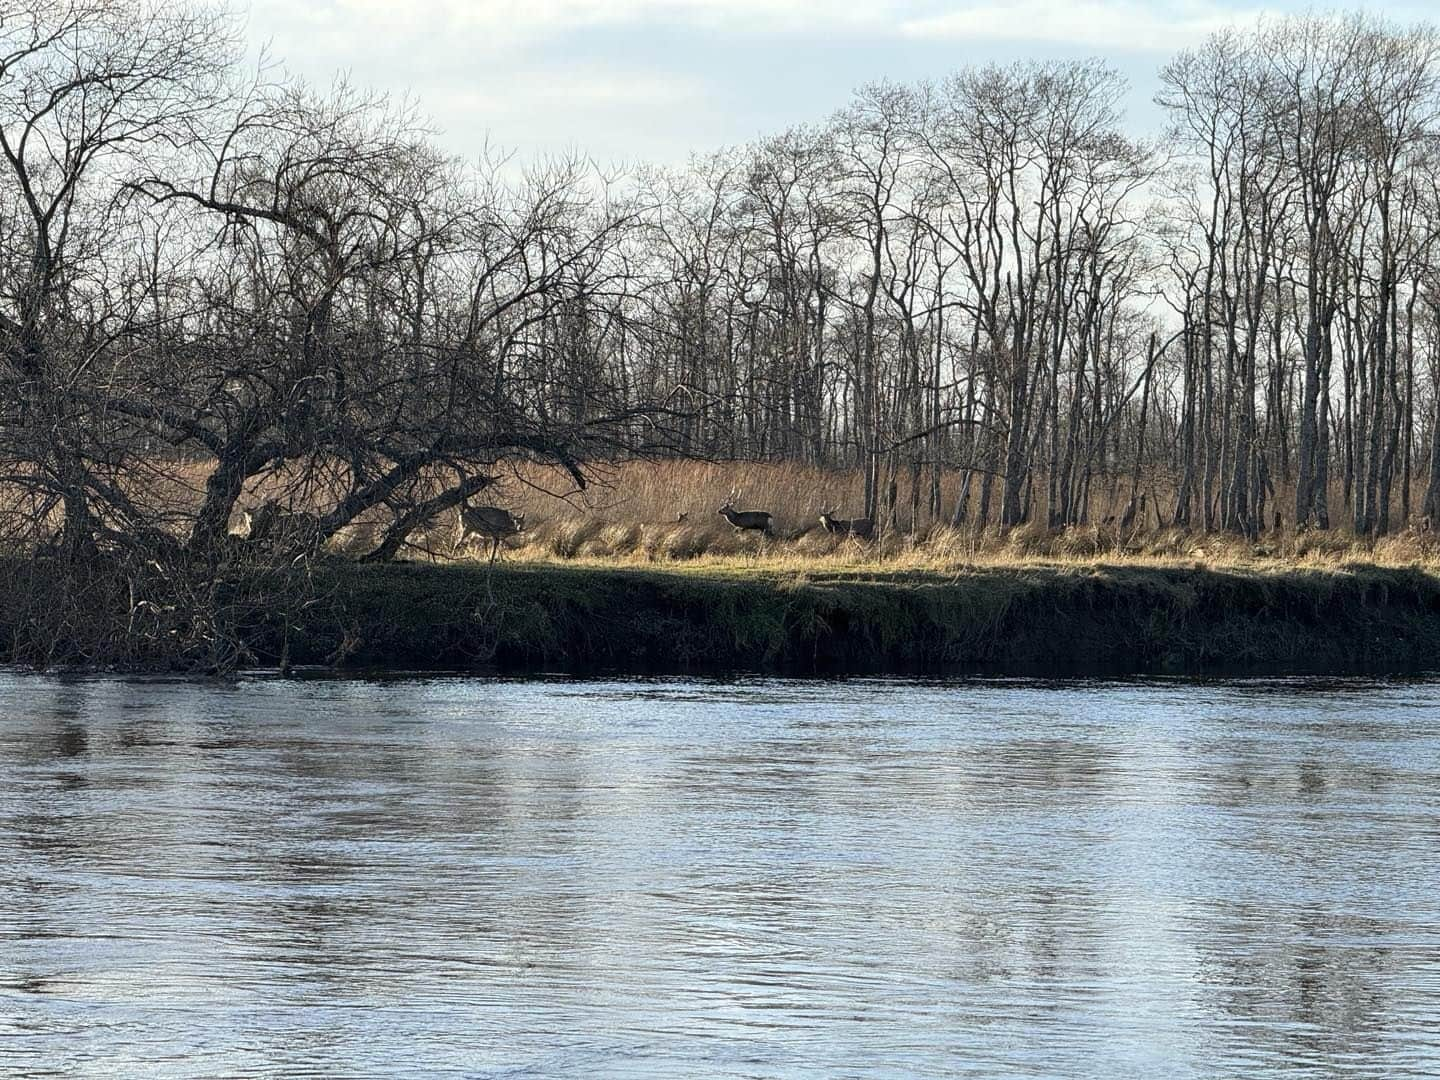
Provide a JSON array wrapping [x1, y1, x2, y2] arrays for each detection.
[[6, 2, 1440, 578]]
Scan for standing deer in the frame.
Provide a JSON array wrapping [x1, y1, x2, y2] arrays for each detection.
[[818, 509, 874, 540], [454, 504, 525, 564], [240, 500, 323, 553], [717, 492, 772, 536]]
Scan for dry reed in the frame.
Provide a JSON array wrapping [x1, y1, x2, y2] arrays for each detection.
[[14, 454, 1438, 572], [472, 459, 1440, 572]]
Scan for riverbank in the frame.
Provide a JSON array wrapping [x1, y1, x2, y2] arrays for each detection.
[[269, 560, 1440, 676], [6, 557, 1437, 676]]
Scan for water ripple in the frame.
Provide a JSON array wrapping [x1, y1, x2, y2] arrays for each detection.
[[1, 673, 1438, 1077]]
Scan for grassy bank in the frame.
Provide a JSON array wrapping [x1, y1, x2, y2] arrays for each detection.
[[269, 560, 1440, 676]]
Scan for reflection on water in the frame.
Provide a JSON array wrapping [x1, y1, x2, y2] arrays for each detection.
[[2, 673, 1439, 1078]]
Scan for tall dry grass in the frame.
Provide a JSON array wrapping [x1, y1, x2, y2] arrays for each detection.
[[468, 459, 1440, 571], [12, 454, 1437, 571]]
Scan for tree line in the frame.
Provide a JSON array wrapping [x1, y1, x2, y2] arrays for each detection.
[[638, 16, 1440, 539], [5, 1, 1440, 579]]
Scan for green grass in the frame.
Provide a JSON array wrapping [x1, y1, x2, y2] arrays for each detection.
[[277, 559, 1440, 676], [7, 553, 1437, 675]]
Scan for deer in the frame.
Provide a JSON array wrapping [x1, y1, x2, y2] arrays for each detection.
[[454, 503, 525, 564], [240, 500, 324, 554], [818, 508, 874, 540], [717, 491, 772, 536]]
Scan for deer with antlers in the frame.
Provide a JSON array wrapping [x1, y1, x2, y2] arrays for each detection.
[[717, 491, 772, 536]]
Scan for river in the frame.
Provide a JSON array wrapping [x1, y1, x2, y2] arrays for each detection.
[[1, 672, 1438, 1078]]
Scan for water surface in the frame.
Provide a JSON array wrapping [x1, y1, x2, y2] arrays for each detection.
[[1, 673, 1438, 1078]]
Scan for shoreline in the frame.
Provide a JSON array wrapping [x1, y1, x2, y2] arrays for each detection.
[[279, 561, 1440, 678], [7, 558, 1439, 678]]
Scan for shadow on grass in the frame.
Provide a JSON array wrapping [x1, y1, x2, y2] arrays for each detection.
[[280, 559, 1440, 677]]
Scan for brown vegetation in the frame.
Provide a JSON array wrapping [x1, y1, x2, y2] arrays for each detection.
[[463, 460, 1440, 570]]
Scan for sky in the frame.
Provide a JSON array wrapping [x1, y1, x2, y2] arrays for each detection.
[[239, 0, 1432, 167]]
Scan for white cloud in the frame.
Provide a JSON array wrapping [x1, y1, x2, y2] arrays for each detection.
[[900, 1, 1269, 52], [245, 0, 1287, 165], [429, 69, 707, 160], [313, 0, 899, 46], [241, 0, 899, 163]]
